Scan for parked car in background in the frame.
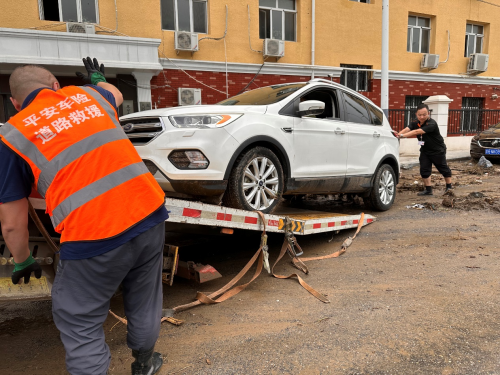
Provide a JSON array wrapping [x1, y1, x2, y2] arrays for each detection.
[[470, 123, 500, 160], [120, 79, 400, 213]]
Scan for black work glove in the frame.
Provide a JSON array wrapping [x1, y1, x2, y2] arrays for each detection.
[[76, 57, 107, 85], [12, 254, 42, 284]]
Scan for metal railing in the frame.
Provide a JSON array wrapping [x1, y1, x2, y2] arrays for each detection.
[[448, 109, 500, 135], [388, 109, 410, 132], [388, 109, 431, 132]]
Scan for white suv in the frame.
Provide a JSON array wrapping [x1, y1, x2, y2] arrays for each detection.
[[120, 79, 399, 213]]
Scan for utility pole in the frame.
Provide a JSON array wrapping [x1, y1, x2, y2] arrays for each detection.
[[381, 0, 389, 116], [311, 0, 316, 79]]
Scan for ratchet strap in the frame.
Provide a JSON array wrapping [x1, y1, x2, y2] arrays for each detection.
[[298, 212, 365, 263], [174, 211, 333, 312], [271, 234, 330, 303], [172, 211, 268, 313], [109, 212, 368, 326]]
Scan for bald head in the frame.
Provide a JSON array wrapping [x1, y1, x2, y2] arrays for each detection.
[[9, 65, 59, 104]]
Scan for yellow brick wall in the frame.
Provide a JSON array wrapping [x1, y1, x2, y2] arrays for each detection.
[[1, 0, 499, 76]]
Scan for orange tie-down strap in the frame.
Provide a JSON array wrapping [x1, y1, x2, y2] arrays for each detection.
[[290, 212, 365, 271], [109, 212, 367, 326]]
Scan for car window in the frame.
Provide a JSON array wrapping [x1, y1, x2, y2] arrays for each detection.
[[298, 89, 339, 119], [217, 83, 306, 106], [343, 92, 372, 125], [366, 103, 384, 125]]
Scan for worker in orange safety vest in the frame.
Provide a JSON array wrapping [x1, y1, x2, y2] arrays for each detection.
[[0, 58, 167, 375]]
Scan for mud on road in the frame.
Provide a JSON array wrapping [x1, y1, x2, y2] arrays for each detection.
[[2, 159, 500, 375]]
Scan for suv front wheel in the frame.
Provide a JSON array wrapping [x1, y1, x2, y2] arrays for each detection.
[[364, 164, 396, 211], [223, 147, 284, 213]]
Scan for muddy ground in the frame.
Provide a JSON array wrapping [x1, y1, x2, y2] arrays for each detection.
[[2, 159, 500, 375]]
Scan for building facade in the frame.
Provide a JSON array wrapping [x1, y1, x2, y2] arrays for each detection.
[[2, 0, 500, 127]]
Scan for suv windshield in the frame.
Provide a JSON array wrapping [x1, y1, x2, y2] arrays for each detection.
[[218, 83, 306, 106]]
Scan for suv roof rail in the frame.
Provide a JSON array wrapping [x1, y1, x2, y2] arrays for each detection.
[[308, 78, 337, 86]]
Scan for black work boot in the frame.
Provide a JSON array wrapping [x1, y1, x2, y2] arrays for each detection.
[[417, 186, 433, 196], [131, 347, 163, 375]]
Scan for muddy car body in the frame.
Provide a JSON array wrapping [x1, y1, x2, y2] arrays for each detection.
[[121, 79, 400, 213], [470, 123, 500, 159]]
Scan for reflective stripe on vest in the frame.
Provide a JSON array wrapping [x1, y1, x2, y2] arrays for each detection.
[[79, 86, 122, 130], [50, 161, 149, 227], [0, 121, 49, 173], [0, 123, 127, 197]]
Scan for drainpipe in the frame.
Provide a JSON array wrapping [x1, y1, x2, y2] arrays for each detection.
[[311, 0, 315, 79], [381, 0, 389, 116]]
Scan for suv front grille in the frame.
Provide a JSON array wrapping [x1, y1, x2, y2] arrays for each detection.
[[120, 117, 164, 145], [478, 139, 500, 148]]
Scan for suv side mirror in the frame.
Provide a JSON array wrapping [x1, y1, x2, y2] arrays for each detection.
[[298, 100, 325, 117]]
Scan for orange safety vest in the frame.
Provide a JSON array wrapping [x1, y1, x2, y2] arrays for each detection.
[[0, 86, 165, 244]]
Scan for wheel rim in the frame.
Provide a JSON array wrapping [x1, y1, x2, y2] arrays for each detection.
[[378, 169, 395, 205], [242, 156, 279, 210]]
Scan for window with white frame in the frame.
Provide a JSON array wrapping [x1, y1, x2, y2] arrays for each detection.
[[161, 0, 207, 34], [259, 0, 296, 41], [465, 24, 484, 57], [340, 64, 371, 92], [39, 0, 99, 23], [407, 16, 430, 53]]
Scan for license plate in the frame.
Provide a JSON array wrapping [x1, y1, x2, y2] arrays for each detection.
[[485, 149, 500, 155]]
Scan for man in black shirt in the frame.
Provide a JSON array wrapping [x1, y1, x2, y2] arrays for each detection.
[[398, 103, 452, 195]]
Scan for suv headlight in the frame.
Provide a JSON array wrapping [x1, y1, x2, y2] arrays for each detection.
[[168, 114, 242, 128]]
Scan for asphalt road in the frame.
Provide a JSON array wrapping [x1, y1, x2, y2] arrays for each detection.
[[1, 160, 500, 375]]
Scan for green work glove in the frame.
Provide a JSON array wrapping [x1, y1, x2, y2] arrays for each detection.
[[76, 57, 107, 85], [12, 253, 42, 284]]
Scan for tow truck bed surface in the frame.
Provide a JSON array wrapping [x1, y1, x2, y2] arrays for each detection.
[[0, 197, 375, 301]]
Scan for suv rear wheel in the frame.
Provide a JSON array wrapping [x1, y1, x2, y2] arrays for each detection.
[[364, 164, 396, 211], [223, 147, 284, 213]]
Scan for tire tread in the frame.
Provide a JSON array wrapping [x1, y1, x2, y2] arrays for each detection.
[[364, 164, 396, 211]]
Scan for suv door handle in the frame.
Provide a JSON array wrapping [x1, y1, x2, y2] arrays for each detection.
[[373, 132, 381, 138], [282, 127, 293, 133], [334, 128, 345, 135]]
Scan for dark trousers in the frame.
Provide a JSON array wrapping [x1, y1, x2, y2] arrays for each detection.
[[419, 152, 452, 179], [52, 222, 165, 375]]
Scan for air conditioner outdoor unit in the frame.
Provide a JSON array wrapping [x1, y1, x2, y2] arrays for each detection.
[[421, 54, 440, 70], [175, 32, 199, 52], [66, 22, 95, 34], [178, 88, 202, 106], [263, 39, 285, 58], [468, 53, 489, 74]]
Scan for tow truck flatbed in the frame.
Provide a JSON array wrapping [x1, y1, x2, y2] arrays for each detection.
[[164, 198, 374, 235], [0, 197, 375, 301]]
